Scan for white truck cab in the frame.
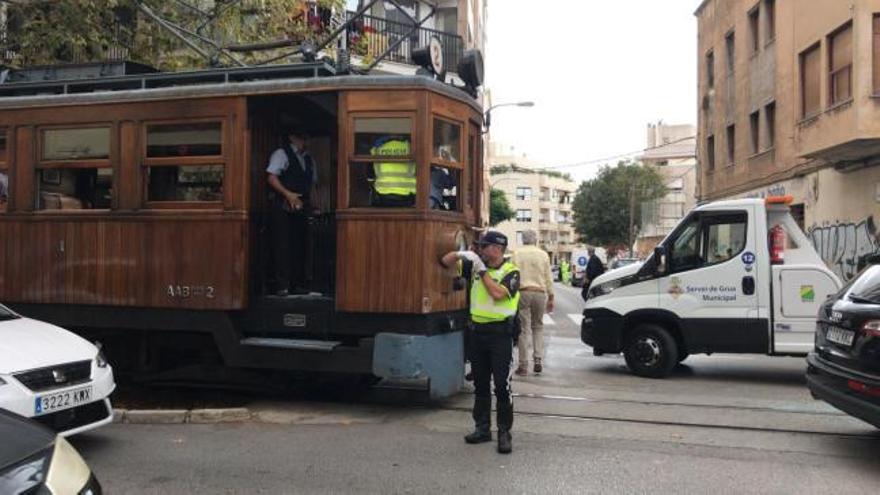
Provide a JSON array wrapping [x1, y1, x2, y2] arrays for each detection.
[[581, 196, 842, 377]]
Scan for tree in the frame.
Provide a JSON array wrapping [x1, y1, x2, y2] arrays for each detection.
[[489, 188, 514, 227], [572, 161, 666, 250], [1, 0, 343, 70]]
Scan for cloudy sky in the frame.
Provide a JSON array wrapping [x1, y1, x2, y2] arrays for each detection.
[[486, 1, 699, 181]]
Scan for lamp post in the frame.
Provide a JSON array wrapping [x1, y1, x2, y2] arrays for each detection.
[[484, 101, 534, 134]]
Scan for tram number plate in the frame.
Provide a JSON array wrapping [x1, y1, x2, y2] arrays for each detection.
[[35, 386, 93, 416], [826, 327, 855, 347], [284, 314, 307, 327]]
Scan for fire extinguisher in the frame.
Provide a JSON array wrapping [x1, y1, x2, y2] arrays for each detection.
[[769, 224, 786, 265]]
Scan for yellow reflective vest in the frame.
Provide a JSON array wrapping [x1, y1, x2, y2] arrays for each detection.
[[470, 261, 520, 324], [371, 140, 416, 196]]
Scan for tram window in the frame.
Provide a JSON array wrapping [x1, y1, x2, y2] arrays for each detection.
[[42, 127, 110, 161], [0, 130, 7, 212], [433, 119, 461, 163], [0, 169, 7, 213], [430, 165, 460, 211], [0, 129, 7, 163], [147, 165, 223, 202], [349, 161, 416, 208], [353, 118, 412, 157], [467, 131, 476, 209], [36, 168, 113, 210], [146, 122, 222, 158]]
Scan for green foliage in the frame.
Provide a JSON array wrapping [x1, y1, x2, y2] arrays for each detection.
[[572, 161, 667, 247], [1, 0, 343, 70], [489, 188, 515, 227]]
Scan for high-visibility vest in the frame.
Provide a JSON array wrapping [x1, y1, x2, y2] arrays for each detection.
[[371, 140, 416, 196], [470, 261, 520, 324]]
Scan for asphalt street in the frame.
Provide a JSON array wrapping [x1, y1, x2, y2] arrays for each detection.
[[70, 283, 880, 494]]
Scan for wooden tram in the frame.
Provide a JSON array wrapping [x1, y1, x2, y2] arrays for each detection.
[[0, 61, 484, 398]]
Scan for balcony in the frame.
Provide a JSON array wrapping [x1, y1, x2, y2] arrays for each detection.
[[346, 11, 463, 71]]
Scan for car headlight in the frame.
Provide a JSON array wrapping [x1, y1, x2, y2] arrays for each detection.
[[44, 436, 94, 495], [588, 279, 622, 300], [94, 344, 109, 369]]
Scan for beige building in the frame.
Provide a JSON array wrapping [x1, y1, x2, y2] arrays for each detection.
[[636, 122, 698, 256], [488, 145, 579, 264], [696, 0, 880, 280]]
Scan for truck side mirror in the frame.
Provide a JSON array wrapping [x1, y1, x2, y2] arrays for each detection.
[[654, 246, 667, 275]]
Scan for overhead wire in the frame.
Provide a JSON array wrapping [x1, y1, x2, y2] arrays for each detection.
[[535, 135, 697, 172]]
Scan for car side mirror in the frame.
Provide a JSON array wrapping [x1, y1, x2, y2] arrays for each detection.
[[654, 246, 667, 275]]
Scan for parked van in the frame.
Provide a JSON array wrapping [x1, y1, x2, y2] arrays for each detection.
[[581, 196, 842, 377]]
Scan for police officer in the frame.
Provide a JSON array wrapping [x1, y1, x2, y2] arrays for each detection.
[[267, 129, 319, 296], [370, 136, 416, 206], [441, 231, 521, 454]]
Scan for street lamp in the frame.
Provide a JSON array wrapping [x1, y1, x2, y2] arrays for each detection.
[[484, 101, 534, 133]]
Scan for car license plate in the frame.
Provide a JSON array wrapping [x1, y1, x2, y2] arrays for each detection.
[[826, 326, 855, 347], [34, 386, 93, 416]]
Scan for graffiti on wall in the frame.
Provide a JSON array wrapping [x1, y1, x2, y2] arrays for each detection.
[[809, 217, 880, 281]]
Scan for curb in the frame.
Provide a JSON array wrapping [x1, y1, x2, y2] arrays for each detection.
[[114, 407, 252, 425]]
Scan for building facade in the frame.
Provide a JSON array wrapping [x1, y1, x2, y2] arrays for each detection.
[[354, 0, 486, 76], [488, 146, 579, 264], [635, 121, 698, 256], [696, 0, 880, 280]]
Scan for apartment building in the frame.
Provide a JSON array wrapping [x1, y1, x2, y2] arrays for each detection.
[[353, 0, 486, 76], [696, 0, 880, 280], [488, 146, 579, 264], [635, 121, 698, 256]]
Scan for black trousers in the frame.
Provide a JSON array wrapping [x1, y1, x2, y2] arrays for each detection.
[[271, 206, 308, 290], [469, 321, 514, 433]]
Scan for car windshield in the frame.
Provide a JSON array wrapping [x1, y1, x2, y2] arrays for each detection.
[[846, 265, 880, 304], [0, 304, 18, 321]]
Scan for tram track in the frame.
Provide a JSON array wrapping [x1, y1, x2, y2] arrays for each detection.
[[434, 390, 880, 440]]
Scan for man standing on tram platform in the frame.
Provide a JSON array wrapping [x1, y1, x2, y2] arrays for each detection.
[[441, 231, 520, 454], [267, 129, 319, 296]]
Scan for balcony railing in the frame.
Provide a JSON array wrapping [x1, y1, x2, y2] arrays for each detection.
[[346, 11, 463, 71]]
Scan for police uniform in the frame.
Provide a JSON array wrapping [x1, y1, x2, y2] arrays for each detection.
[[370, 138, 416, 206], [465, 232, 521, 453]]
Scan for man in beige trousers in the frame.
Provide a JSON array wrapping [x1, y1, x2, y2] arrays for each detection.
[[511, 230, 554, 376]]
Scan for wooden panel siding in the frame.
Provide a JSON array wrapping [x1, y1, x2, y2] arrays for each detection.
[[0, 215, 247, 309], [0, 96, 250, 310], [335, 218, 468, 313]]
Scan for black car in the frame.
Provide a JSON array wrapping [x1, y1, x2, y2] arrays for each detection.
[[0, 409, 102, 494], [807, 264, 880, 429]]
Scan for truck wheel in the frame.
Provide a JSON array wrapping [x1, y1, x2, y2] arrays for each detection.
[[623, 324, 678, 378]]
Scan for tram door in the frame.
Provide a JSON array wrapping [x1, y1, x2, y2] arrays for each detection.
[[248, 94, 338, 299]]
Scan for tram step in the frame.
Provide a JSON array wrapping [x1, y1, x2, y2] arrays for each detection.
[[240, 337, 342, 352]]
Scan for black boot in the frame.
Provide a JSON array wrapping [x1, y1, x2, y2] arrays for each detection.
[[497, 402, 513, 453], [497, 430, 512, 454], [465, 397, 492, 444]]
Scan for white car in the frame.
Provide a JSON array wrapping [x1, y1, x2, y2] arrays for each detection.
[[0, 304, 115, 436]]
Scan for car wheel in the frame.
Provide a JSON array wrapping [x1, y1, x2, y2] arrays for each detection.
[[623, 323, 678, 378]]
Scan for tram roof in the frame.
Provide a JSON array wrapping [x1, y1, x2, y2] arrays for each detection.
[[0, 61, 481, 112]]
